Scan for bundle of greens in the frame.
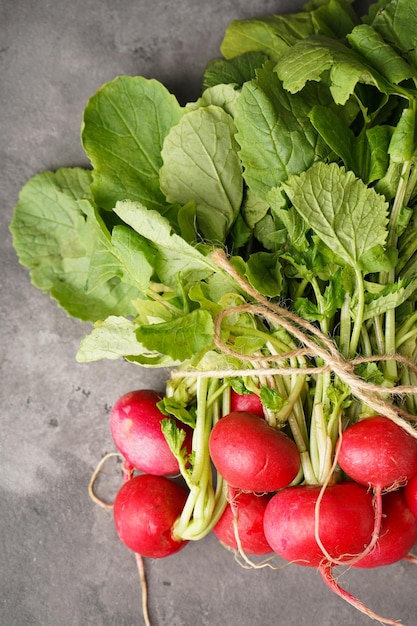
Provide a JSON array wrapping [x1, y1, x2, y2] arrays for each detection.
[[10, 0, 417, 622]]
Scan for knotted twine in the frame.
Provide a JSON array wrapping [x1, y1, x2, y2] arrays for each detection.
[[171, 249, 417, 439]]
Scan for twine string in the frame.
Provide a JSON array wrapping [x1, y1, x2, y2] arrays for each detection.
[[172, 250, 417, 438]]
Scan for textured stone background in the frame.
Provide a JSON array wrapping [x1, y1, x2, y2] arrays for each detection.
[[1, 1, 415, 625]]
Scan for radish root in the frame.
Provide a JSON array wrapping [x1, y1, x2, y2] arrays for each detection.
[[403, 553, 417, 564], [135, 553, 152, 626], [88, 452, 124, 509], [319, 561, 401, 625], [89, 455, 153, 626], [227, 487, 278, 570]]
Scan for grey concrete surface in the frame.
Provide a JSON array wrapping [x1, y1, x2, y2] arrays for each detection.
[[1, 1, 416, 625]]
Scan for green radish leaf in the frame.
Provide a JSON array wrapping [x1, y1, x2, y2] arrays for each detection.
[[302, 268, 346, 320], [358, 244, 397, 273], [113, 200, 216, 286], [370, 0, 417, 70], [188, 283, 223, 316], [136, 308, 214, 361], [161, 418, 187, 451], [75, 315, 177, 364], [160, 418, 191, 471], [82, 76, 183, 211], [282, 162, 389, 269], [196, 349, 247, 373], [219, 0, 357, 62], [176, 201, 199, 244], [245, 251, 283, 297], [133, 294, 185, 325], [275, 35, 397, 105], [186, 84, 241, 118], [228, 378, 249, 396], [260, 385, 285, 411], [229, 212, 253, 250], [240, 188, 270, 230], [160, 105, 243, 243], [268, 186, 309, 252], [203, 52, 268, 89], [10, 168, 139, 322], [374, 160, 403, 202], [233, 334, 267, 355], [188, 274, 241, 314], [309, 104, 356, 172], [389, 106, 417, 163], [309, 106, 391, 183], [158, 399, 196, 429], [354, 362, 385, 385], [363, 277, 417, 320], [362, 125, 392, 184], [220, 16, 294, 61], [311, 0, 359, 39], [294, 298, 323, 322], [235, 62, 331, 201], [110, 225, 155, 292], [85, 204, 155, 295], [347, 23, 413, 84]]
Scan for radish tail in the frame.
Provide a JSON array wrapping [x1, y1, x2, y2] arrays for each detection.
[[319, 561, 401, 625], [135, 553, 152, 626], [403, 552, 417, 564], [353, 485, 384, 564], [88, 452, 124, 509]]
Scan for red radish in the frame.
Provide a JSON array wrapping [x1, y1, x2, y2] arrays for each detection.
[[337, 415, 417, 561], [263, 482, 375, 567], [230, 389, 264, 418], [113, 474, 188, 558], [209, 411, 300, 492], [264, 482, 403, 625], [337, 415, 417, 490], [110, 389, 192, 475], [405, 471, 417, 520], [213, 489, 272, 556], [354, 489, 417, 568]]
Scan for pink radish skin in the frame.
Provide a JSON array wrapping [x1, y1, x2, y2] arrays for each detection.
[[337, 415, 417, 490], [263, 482, 375, 567], [209, 411, 300, 492], [113, 474, 188, 558], [110, 389, 192, 476], [354, 489, 417, 568], [213, 489, 272, 556], [405, 472, 417, 520], [337, 415, 417, 562], [230, 389, 264, 418]]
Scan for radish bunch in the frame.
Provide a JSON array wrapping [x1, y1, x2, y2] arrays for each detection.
[[108, 385, 417, 624], [10, 0, 417, 621]]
